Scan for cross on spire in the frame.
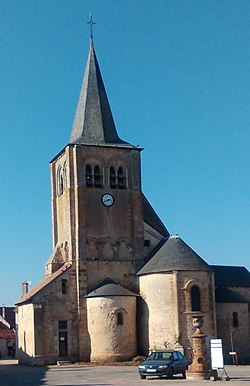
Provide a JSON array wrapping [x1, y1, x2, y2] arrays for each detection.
[[87, 14, 96, 38]]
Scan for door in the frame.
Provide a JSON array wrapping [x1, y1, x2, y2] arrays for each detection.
[[59, 331, 68, 357]]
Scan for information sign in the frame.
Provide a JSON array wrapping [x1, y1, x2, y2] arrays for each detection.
[[210, 339, 224, 369]]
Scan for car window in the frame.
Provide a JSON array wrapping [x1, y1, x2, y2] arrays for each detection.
[[173, 352, 179, 361], [177, 352, 184, 360], [147, 352, 156, 360], [162, 352, 172, 360], [157, 353, 163, 360]]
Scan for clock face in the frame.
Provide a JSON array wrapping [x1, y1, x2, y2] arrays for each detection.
[[101, 193, 114, 207]]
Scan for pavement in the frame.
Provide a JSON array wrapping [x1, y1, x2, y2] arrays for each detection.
[[0, 360, 250, 386]]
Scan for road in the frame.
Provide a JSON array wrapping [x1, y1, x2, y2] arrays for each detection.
[[0, 360, 249, 386]]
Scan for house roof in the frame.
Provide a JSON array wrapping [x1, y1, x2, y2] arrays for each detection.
[[70, 37, 132, 147], [143, 194, 169, 237], [0, 307, 15, 329], [211, 265, 250, 288], [137, 235, 210, 275], [0, 321, 15, 339], [215, 287, 248, 303], [16, 262, 72, 305], [86, 281, 138, 298]]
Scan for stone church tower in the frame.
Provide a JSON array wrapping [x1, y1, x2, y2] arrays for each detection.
[[16, 35, 250, 366], [16, 37, 168, 365]]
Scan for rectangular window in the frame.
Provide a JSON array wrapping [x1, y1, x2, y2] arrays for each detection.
[[62, 279, 68, 294], [59, 320, 67, 330], [144, 240, 151, 247]]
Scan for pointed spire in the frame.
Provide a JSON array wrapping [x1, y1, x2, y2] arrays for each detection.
[[70, 36, 130, 146]]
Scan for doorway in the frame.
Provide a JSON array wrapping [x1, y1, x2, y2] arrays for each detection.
[[59, 331, 68, 357]]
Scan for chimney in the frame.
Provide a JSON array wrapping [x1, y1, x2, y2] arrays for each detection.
[[22, 281, 29, 296], [2, 305, 5, 320]]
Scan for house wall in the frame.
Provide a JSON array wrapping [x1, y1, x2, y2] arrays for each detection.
[[17, 304, 36, 364], [216, 302, 250, 364], [0, 337, 15, 358], [17, 267, 80, 365]]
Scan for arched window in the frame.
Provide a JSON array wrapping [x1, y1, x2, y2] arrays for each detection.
[[233, 311, 239, 327], [94, 165, 101, 188], [191, 285, 201, 311], [110, 166, 116, 189], [60, 174, 64, 194], [118, 167, 126, 189], [117, 312, 124, 325], [85, 164, 93, 187], [63, 163, 67, 190], [57, 166, 64, 196]]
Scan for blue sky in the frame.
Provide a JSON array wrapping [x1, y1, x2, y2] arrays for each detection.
[[1, 0, 250, 305]]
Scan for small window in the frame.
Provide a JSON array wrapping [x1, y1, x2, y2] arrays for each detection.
[[61, 279, 68, 294], [144, 240, 151, 247], [59, 320, 67, 330], [191, 285, 201, 311], [94, 165, 101, 188], [118, 167, 126, 189], [110, 166, 116, 189], [86, 164, 93, 187], [233, 311, 239, 327], [117, 312, 124, 325]]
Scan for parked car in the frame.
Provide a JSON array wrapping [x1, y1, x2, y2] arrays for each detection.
[[138, 350, 188, 379]]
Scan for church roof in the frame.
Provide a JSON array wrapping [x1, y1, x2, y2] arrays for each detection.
[[16, 262, 72, 305], [70, 38, 132, 147], [143, 194, 169, 237], [137, 235, 210, 275], [211, 265, 250, 287], [86, 282, 138, 298], [215, 287, 248, 303]]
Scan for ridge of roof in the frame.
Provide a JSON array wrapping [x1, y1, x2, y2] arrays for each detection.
[[137, 235, 210, 275], [16, 262, 72, 305], [143, 194, 169, 237], [70, 38, 132, 147]]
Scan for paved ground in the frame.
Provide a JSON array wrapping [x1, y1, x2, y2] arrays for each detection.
[[0, 360, 250, 386]]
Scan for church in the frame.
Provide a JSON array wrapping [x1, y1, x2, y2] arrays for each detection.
[[16, 34, 250, 366]]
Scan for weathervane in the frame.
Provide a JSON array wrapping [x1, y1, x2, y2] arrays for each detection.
[[87, 13, 96, 38]]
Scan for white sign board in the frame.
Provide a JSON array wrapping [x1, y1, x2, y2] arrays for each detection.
[[210, 339, 224, 369]]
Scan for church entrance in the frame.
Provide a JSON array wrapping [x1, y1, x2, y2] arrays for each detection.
[[59, 332, 68, 357]]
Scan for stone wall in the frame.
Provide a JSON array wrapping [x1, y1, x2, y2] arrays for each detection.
[[216, 302, 250, 364], [86, 295, 137, 362]]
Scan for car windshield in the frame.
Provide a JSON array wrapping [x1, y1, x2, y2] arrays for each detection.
[[147, 352, 173, 361]]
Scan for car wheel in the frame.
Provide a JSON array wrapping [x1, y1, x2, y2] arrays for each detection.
[[140, 375, 146, 379], [182, 371, 186, 379], [167, 367, 174, 379]]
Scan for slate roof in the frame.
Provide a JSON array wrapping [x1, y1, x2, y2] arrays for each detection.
[[16, 262, 72, 305], [211, 265, 250, 288], [70, 38, 132, 147], [215, 287, 248, 303], [143, 194, 169, 237], [86, 281, 138, 298], [0, 307, 15, 329], [137, 235, 210, 275]]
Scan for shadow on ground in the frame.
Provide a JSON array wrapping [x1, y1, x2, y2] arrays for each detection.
[[0, 362, 48, 386]]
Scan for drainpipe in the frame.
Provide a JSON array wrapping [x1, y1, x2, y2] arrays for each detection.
[[173, 271, 180, 344]]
